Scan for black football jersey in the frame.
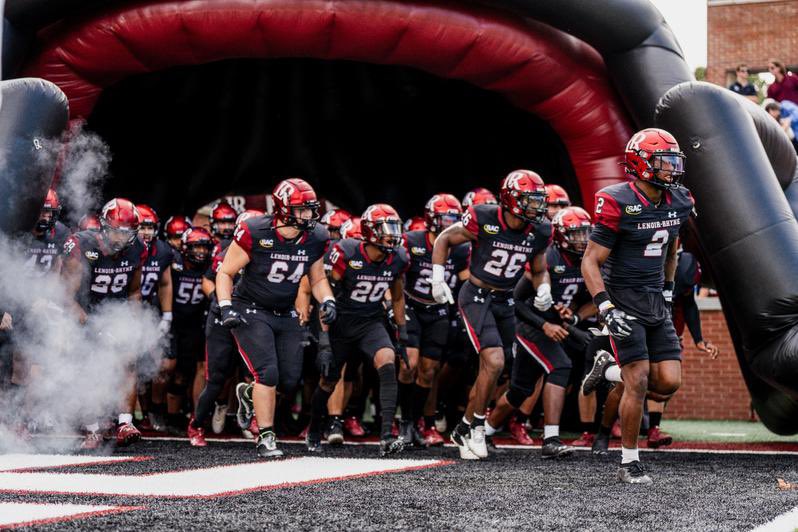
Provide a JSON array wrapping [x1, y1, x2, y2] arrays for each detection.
[[25, 221, 70, 275], [141, 239, 175, 303], [403, 230, 469, 303], [525, 246, 590, 324], [590, 182, 694, 291], [329, 238, 409, 317], [232, 215, 329, 310], [462, 204, 552, 291], [171, 258, 209, 328], [63, 230, 146, 310]]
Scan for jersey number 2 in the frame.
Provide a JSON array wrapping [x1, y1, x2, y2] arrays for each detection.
[[644, 229, 670, 257]]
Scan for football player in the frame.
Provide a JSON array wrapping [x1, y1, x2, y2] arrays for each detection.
[[544, 184, 571, 220], [135, 204, 174, 432], [461, 187, 498, 209], [431, 170, 554, 459], [209, 201, 238, 242], [320, 208, 352, 241], [399, 193, 469, 447], [218, 179, 336, 459], [486, 206, 595, 458], [26, 188, 70, 275], [164, 216, 193, 251], [581, 128, 694, 483], [403, 216, 427, 232], [306, 204, 408, 457], [62, 198, 146, 449]]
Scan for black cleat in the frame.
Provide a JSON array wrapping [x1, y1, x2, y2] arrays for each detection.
[[582, 350, 614, 395], [379, 435, 405, 457], [541, 437, 574, 459], [398, 420, 425, 448], [305, 432, 323, 453], [256, 431, 284, 459], [593, 432, 610, 456], [327, 418, 344, 446], [618, 461, 653, 484]]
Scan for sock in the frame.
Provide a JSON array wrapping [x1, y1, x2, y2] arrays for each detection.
[[398, 381, 413, 422], [411, 384, 431, 423], [515, 412, 529, 424], [605, 365, 623, 383], [621, 446, 639, 464], [649, 411, 662, 428], [544, 425, 559, 440], [309, 387, 332, 434], [258, 426, 274, 439], [85, 422, 100, 433], [471, 413, 485, 428], [378, 364, 398, 438], [599, 424, 612, 436], [118, 413, 133, 425], [456, 416, 471, 435], [582, 421, 595, 434], [485, 421, 497, 436]]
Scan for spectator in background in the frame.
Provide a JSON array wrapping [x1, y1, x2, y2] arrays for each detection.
[[764, 98, 798, 152], [767, 59, 798, 104], [729, 64, 758, 103]]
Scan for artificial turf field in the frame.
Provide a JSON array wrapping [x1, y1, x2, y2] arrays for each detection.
[[1, 431, 797, 531]]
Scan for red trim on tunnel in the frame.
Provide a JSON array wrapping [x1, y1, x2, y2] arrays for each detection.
[[21, 0, 633, 209]]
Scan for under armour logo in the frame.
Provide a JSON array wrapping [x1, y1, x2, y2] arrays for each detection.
[[382, 271, 392, 277], [120, 261, 129, 267], [668, 211, 677, 218], [245, 308, 257, 314], [47, 243, 55, 249], [214, 318, 221, 325], [473, 296, 485, 303], [297, 249, 306, 255]]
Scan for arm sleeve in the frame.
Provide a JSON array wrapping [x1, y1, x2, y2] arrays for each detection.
[[233, 221, 253, 257], [515, 300, 547, 329], [589, 192, 621, 248], [682, 291, 703, 344], [462, 206, 479, 237], [330, 243, 348, 277], [513, 274, 535, 301], [63, 235, 81, 258], [589, 223, 618, 249]]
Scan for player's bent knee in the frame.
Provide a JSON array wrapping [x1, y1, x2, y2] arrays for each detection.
[[259, 364, 279, 387], [547, 366, 570, 388], [373, 348, 395, 368], [481, 348, 505, 374], [506, 386, 532, 409]]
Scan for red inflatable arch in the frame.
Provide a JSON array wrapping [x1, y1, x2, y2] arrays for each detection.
[[21, 0, 634, 209]]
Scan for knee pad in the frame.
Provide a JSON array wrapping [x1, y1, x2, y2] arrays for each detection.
[[506, 386, 531, 409], [547, 365, 571, 388], [259, 364, 279, 387]]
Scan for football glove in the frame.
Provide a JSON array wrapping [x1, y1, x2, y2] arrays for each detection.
[[219, 302, 247, 329], [316, 331, 333, 378], [533, 283, 553, 311], [599, 304, 635, 339], [430, 264, 454, 304], [319, 299, 337, 325], [396, 324, 410, 368]]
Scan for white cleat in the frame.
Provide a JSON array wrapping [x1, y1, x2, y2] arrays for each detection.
[[450, 429, 480, 460], [211, 404, 229, 434], [466, 425, 489, 459]]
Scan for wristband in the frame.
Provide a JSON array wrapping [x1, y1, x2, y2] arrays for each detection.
[[570, 314, 580, 326], [593, 291, 611, 310], [322, 296, 335, 303], [219, 300, 232, 308], [431, 264, 446, 283], [161, 312, 173, 321], [664, 281, 675, 292]]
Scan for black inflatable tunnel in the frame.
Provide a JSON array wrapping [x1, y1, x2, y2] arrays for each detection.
[[3, 0, 798, 432]]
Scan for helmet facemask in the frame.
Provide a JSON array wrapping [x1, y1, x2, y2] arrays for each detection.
[[561, 226, 591, 256], [515, 191, 548, 223], [36, 207, 60, 233], [138, 222, 157, 245], [102, 223, 138, 254], [371, 219, 403, 251], [284, 201, 320, 231], [185, 242, 212, 265], [430, 212, 461, 233], [649, 152, 686, 189]]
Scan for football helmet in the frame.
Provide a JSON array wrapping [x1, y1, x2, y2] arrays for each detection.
[[136, 204, 159, 245], [552, 206, 592, 256], [340, 216, 362, 239], [36, 188, 61, 232], [462, 187, 497, 208], [236, 209, 264, 226], [361, 204, 402, 251], [624, 128, 686, 189], [210, 201, 238, 240], [181, 227, 214, 266], [272, 178, 321, 231], [321, 208, 352, 231], [545, 184, 571, 207], [499, 170, 547, 223], [403, 216, 427, 232], [78, 213, 101, 232], [424, 193, 462, 233], [100, 198, 140, 253], [165, 216, 193, 239]]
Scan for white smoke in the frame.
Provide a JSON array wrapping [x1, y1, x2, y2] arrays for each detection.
[[0, 125, 165, 452]]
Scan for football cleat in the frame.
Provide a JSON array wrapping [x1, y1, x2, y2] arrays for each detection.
[[187, 418, 207, 447], [419, 421, 445, 447], [379, 435, 405, 457], [211, 404, 229, 434], [618, 461, 653, 484], [116, 423, 141, 447], [541, 437, 574, 459], [343, 416, 367, 437], [434, 411, 447, 433], [327, 418, 345, 446], [592, 432, 610, 456], [256, 431, 284, 459], [147, 412, 167, 433], [80, 431, 103, 451], [572, 432, 595, 448], [305, 431, 323, 453], [582, 350, 614, 395], [466, 425, 489, 459], [508, 418, 536, 446], [235, 382, 255, 429], [450, 426, 479, 460], [646, 426, 673, 449]]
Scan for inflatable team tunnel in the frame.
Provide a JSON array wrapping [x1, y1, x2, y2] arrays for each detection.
[[2, 0, 798, 433]]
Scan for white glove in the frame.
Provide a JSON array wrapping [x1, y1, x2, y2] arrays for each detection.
[[158, 312, 173, 335], [533, 283, 553, 311], [430, 264, 454, 305]]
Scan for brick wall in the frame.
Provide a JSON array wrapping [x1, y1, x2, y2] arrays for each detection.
[[667, 303, 753, 420], [707, 0, 798, 86]]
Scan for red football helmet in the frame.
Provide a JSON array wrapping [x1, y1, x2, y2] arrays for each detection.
[[272, 178, 321, 231], [136, 204, 160, 245], [462, 187, 497, 208], [36, 188, 61, 232], [424, 193, 462, 233], [78, 213, 102, 232], [499, 170, 548, 223], [624, 128, 686, 189], [100, 198, 140, 253], [552, 206, 593, 256], [404, 216, 427, 232], [545, 184, 571, 207], [210, 201, 238, 239], [165, 215, 193, 240], [340, 216, 362, 239], [181, 227, 214, 265], [321, 208, 353, 232], [236, 209, 264, 226], [361, 204, 402, 250]]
